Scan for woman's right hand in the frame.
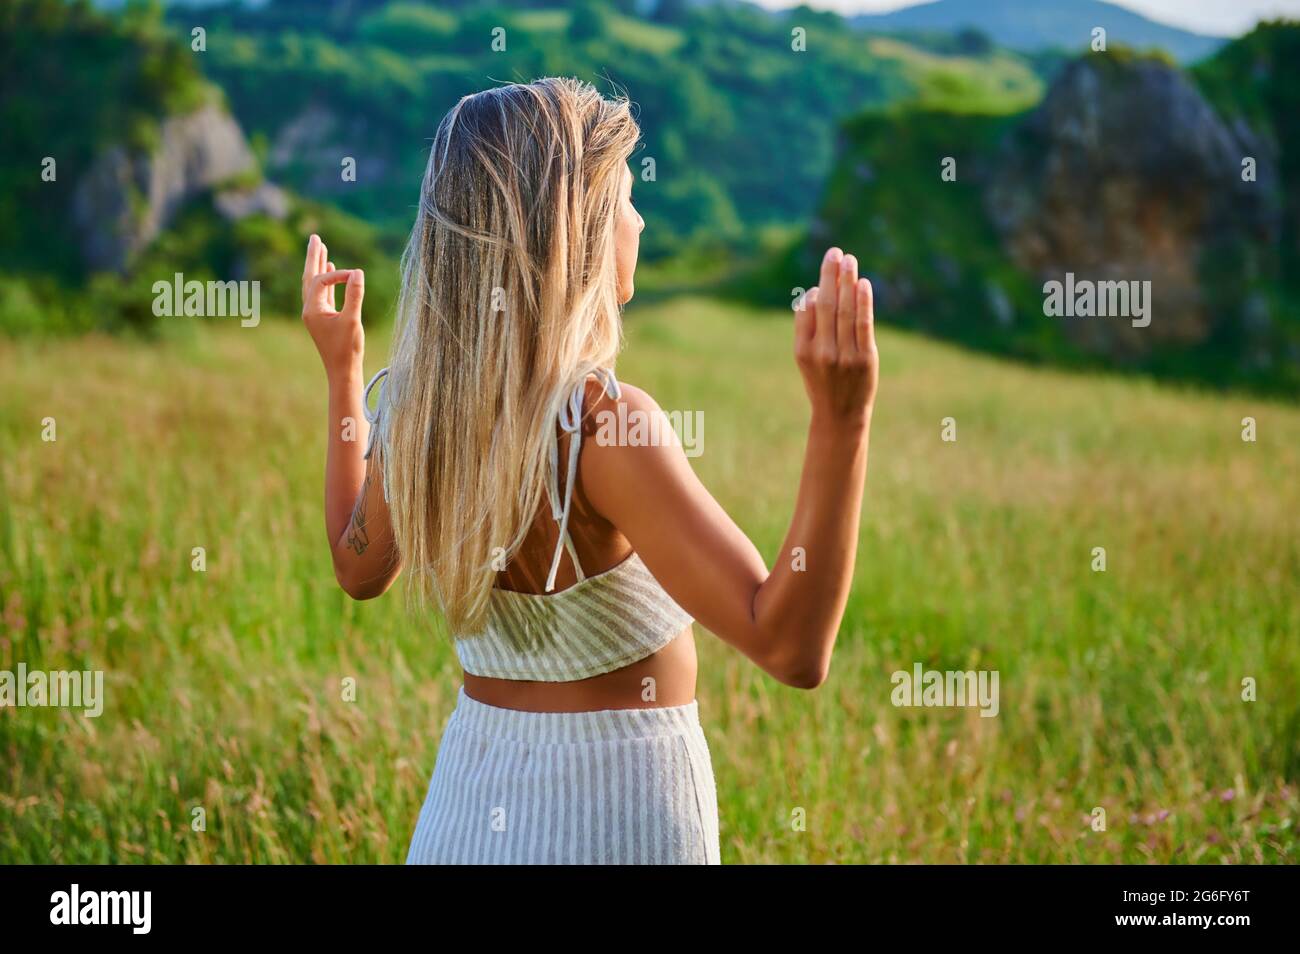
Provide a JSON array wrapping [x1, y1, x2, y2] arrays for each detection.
[[584, 247, 880, 687], [794, 247, 878, 427]]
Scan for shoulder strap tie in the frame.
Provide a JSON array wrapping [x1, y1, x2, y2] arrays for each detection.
[[544, 367, 621, 592], [362, 367, 389, 461]]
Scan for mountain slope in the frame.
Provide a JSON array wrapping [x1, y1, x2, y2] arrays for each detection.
[[0, 0, 396, 334], [173, 0, 1046, 260], [851, 0, 1225, 63], [763, 28, 1300, 396]]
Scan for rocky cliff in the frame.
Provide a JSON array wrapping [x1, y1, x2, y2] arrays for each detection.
[[72, 104, 289, 273], [786, 37, 1297, 393], [986, 53, 1280, 359]]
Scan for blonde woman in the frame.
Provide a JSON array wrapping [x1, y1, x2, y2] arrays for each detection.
[[301, 78, 878, 864]]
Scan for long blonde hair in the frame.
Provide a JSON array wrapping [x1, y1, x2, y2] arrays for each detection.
[[375, 77, 640, 634]]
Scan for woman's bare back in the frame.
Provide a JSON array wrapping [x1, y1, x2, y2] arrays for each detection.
[[468, 380, 699, 712]]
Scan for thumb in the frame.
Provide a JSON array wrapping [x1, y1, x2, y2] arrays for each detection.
[[342, 268, 365, 319]]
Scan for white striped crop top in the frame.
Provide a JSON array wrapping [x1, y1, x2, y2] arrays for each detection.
[[362, 365, 693, 682]]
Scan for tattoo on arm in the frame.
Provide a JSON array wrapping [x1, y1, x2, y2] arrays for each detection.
[[346, 473, 372, 556]]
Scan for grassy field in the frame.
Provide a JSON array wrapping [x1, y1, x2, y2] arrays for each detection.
[[1, 296, 1297, 863]]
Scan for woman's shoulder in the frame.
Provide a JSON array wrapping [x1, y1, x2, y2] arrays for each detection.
[[579, 375, 666, 440], [576, 375, 694, 524], [583, 373, 658, 410], [580, 376, 686, 470]]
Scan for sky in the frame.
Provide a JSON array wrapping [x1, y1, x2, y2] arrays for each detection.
[[751, 0, 1300, 37]]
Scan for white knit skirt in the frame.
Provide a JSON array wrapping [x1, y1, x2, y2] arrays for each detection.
[[405, 686, 721, 864]]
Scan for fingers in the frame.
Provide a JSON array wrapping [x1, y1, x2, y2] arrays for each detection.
[[814, 247, 842, 350], [341, 268, 365, 319], [855, 277, 875, 355], [310, 269, 354, 290], [835, 254, 858, 354], [302, 235, 322, 309], [315, 239, 331, 308], [303, 234, 334, 311], [801, 248, 876, 363], [794, 286, 817, 350], [304, 269, 357, 317]]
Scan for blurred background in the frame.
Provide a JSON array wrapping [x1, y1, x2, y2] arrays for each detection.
[[1, 0, 1297, 864]]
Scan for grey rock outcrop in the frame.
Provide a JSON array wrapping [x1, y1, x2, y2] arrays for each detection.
[[986, 55, 1281, 358], [72, 104, 278, 273], [214, 181, 291, 221]]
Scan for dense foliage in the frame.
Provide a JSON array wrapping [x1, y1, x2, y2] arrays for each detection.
[[4, 1, 1297, 397], [0, 0, 399, 334], [758, 30, 1300, 396], [1193, 22, 1300, 296], [167, 0, 1045, 257]]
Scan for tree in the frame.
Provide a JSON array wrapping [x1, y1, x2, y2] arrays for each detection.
[[568, 0, 612, 42], [653, 0, 690, 26]]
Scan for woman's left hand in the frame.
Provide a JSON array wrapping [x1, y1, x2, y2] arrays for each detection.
[[301, 233, 365, 379]]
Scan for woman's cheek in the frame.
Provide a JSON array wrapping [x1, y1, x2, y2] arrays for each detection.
[[619, 251, 635, 303], [615, 217, 635, 299]]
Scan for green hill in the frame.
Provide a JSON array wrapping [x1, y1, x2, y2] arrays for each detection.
[[3, 0, 1051, 336], [171, 0, 1046, 259], [1193, 21, 1300, 295], [0, 0, 396, 336], [765, 26, 1300, 397]]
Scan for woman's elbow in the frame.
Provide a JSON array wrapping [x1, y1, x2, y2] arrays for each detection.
[[758, 639, 830, 690], [781, 660, 830, 690], [334, 563, 387, 601]]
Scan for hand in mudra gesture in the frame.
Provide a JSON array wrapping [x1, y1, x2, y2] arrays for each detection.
[[301, 233, 366, 378], [794, 247, 879, 425]]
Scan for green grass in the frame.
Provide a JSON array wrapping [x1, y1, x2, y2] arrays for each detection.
[[1, 297, 1297, 863]]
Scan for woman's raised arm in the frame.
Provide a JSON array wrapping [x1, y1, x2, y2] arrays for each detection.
[[582, 246, 877, 687], [300, 234, 401, 600]]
